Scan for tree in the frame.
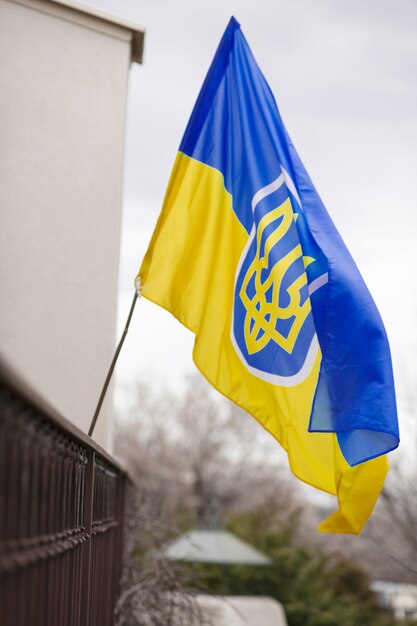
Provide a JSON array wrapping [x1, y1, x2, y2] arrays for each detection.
[[115, 372, 300, 532], [114, 485, 203, 626], [369, 356, 417, 582]]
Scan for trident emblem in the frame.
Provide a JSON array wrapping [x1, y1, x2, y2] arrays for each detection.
[[232, 172, 323, 385], [240, 197, 312, 355]]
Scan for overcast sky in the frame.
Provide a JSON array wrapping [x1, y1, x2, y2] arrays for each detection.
[[85, 0, 417, 432]]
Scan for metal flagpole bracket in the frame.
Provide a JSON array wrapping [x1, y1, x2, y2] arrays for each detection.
[[135, 276, 143, 298]]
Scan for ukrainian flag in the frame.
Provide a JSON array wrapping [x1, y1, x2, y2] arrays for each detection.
[[137, 17, 399, 533]]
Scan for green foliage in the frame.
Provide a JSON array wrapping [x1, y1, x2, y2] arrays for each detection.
[[185, 514, 396, 626]]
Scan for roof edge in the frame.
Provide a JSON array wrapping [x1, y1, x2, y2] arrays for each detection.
[[50, 0, 145, 63]]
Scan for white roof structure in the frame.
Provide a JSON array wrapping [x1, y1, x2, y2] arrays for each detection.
[[168, 594, 288, 626], [200, 596, 288, 626], [163, 529, 272, 566]]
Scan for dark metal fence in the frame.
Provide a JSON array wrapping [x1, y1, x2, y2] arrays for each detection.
[[0, 359, 127, 626]]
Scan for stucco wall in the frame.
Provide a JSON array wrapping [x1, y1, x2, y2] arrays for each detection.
[[0, 0, 135, 449]]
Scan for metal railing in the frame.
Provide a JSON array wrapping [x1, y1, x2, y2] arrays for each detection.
[[0, 358, 127, 626]]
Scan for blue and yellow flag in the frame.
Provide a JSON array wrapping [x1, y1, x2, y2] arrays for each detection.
[[137, 17, 399, 533]]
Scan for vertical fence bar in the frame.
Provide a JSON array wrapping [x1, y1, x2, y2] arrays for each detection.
[[114, 473, 126, 613], [80, 450, 95, 626]]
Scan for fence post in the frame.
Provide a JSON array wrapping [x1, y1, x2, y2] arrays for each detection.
[[80, 450, 95, 626], [113, 473, 127, 615]]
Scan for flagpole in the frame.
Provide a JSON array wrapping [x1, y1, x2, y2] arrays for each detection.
[[88, 286, 139, 437]]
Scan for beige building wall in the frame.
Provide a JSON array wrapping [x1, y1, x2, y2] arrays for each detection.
[[0, 0, 144, 449]]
